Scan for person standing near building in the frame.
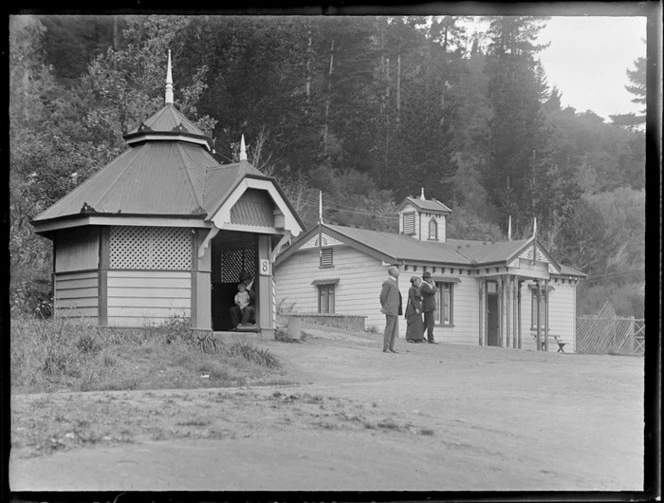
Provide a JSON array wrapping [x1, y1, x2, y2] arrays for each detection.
[[379, 266, 402, 353], [405, 276, 426, 343], [420, 271, 439, 344]]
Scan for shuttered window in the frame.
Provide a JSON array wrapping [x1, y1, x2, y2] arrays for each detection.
[[320, 248, 333, 268], [403, 212, 416, 235]]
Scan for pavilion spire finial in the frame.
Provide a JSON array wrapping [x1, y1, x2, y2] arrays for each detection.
[[239, 134, 247, 161], [420, 187, 425, 200], [165, 50, 174, 105]]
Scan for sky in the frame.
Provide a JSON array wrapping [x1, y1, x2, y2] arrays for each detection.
[[462, 14, 648, 121], [536, 16, 647, 121]]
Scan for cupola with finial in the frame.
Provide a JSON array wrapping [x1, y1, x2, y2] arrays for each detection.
[[396, 188, 452, 243]]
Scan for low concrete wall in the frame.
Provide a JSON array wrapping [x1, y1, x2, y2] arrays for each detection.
[[283, 313, 367, 332]]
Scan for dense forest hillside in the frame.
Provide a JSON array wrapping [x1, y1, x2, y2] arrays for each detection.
[[9, 15, 646, 318]]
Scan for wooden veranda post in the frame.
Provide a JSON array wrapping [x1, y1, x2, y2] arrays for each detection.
[[478, 279, 484, 346], [544, 279, 549, 352], [536, 280, 542, 351], [517, 279, 523, 349], [505, 276, 512, 348], [498, 276, 503, 347], [512, 277, 518, 348]]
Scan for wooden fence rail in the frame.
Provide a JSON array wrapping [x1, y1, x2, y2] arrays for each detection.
[[576, 301, 644, 355]]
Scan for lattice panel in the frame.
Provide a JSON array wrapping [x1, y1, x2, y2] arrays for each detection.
[[110, 226, 191, 270], [300, 233, 344, 250], [217, 233, 257, 283]]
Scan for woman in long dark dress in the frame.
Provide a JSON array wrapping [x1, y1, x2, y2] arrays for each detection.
[[405, 276, 426, 343]]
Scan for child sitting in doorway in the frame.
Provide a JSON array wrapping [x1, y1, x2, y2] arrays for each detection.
[[234, 282, 254, 327]]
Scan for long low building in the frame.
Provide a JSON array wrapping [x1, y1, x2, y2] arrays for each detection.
[[274, 193, 585, 352]]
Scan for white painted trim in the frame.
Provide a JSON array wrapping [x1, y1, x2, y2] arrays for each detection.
[[34, 216, 212, 233], [210, 178, 303, 236], [505, 267, 549, 280], [198, 227, 219, 258], [214, 223, 283, 235], [125, 134, 211, 151], [270, 231, 292, 262]]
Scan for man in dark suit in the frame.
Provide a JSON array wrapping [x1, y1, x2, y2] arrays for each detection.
[[379, 266, 402, 353], [420, 271, 439, 344]]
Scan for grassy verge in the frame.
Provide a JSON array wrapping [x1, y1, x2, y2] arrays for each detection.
[[10, 316, 281, 394]]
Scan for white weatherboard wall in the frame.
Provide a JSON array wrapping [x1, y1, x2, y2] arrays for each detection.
[[275, 246, 407, 334], [54, 226, 100, 320], [106, 270, 191, 327], [521, 280, 576, 352], [276, 246, 478, 343], [431, 275, 478, 345], [54, 270, 99, 319]]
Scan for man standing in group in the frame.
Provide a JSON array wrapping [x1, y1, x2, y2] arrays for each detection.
[[420, 271, 439, 344], [379, 266, 402, 353]]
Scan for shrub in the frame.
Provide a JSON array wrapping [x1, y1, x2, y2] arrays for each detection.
[[76, 332, 101, 354], [223, 341, 279, 368], [10, 315, 280, 393]]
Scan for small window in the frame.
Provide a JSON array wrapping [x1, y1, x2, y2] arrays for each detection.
[[318, 284, 335, 313], [320, 248, 333, 268], [403, 212, 416, 235], [434, 282, 454, 325], [428, 218, 438, 240]]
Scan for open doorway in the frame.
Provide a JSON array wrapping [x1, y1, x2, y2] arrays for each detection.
[[210, 231, 258, 331], [486, 281, 499, 346]]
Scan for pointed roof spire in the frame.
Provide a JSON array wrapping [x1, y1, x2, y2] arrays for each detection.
[[165, 50, 174, 105], [508, 215, 512, 241], [239, 134, 247, 161], [420, 187, 425, 200]]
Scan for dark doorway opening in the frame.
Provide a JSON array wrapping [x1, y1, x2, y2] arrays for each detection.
[[210, 231, 258, 331], [487, 293, 499, 346]]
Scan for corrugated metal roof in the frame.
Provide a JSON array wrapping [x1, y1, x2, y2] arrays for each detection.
[[557, 264, 587, 277], [448, 238, 530, 263], [278, 224, 584, 279], [203, 161, 264, 217], [399, 196, 452, 213], [325, 224, 472, 264], [126, 104, 205, 136], [34, 142, 218, 221]]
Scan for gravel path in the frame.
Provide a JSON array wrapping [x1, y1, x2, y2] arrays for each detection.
[[10, 326, 644, 491]]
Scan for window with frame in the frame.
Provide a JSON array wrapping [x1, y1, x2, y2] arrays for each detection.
[[318, 284, 335, 314], [403, 212, 416, 235], [530, 288, 547, 329], [434, 282, 454, 325], [320, 248, 333, 268], [428, 218, 438, 240]]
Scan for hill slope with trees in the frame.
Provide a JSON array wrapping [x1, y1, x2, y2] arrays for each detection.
[[9, 14, 645, 318]]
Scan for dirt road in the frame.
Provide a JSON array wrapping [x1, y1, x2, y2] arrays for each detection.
[[10, 326, 644, 491]]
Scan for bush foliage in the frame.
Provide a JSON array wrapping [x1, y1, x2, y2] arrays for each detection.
[[11, 316, 280, 394]]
